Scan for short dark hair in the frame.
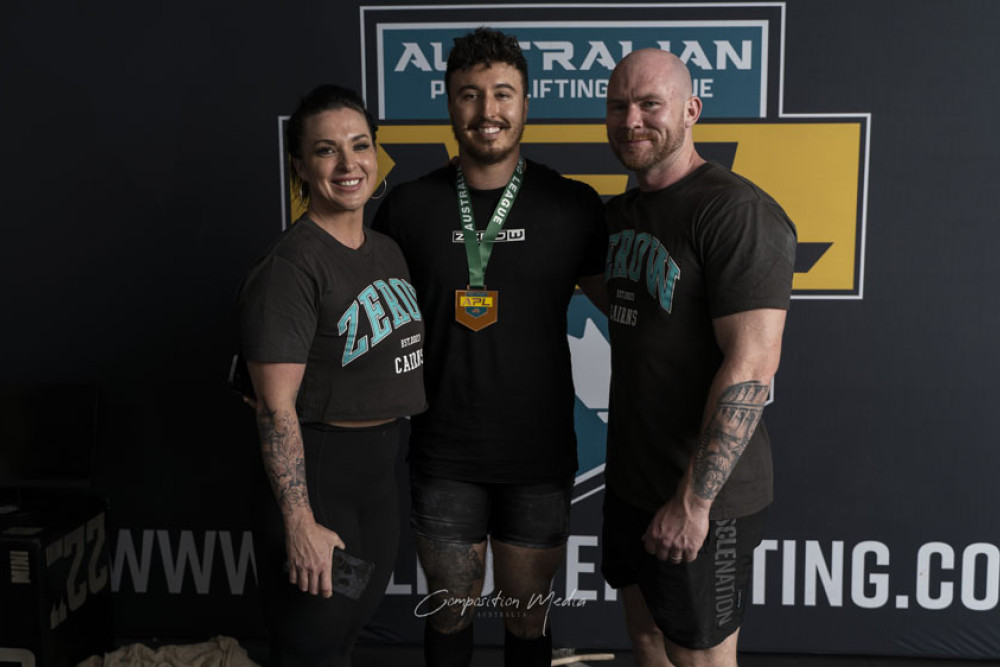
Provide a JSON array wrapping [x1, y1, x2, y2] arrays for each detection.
[[285, 85, 377, 202], [445, 28, 528, 97]]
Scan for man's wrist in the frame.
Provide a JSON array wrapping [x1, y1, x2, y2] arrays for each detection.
[[283, 506, 316, 528], [677, 479, 713, 515]]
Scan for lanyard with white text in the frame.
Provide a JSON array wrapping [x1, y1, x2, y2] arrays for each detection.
[[455, 157, 525, 289]]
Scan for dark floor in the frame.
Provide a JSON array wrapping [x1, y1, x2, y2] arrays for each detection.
[[345, 645, 1000, 667], [128, 639, 1000, 666]]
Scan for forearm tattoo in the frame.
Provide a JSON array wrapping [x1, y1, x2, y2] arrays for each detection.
[[690, 381, 770, 502], [256, 407, 309, 516]]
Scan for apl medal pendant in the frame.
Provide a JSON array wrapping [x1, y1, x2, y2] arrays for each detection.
[[455, 287, 499, 331]]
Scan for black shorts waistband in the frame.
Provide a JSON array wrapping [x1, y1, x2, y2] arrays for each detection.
[[302, 418, 401, 434]]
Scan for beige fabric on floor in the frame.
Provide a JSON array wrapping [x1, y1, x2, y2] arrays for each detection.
[[77, 635, 258, 667]]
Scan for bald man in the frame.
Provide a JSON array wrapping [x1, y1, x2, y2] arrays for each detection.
[[600, 49, 797, 667]]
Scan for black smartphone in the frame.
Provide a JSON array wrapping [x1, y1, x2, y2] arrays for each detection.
[[282, 548, 375, 600], [227, 353, 256, 400], [332, 548, 375, 600]]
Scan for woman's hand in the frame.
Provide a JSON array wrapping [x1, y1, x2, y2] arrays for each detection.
[[285, 516, 347, 597]]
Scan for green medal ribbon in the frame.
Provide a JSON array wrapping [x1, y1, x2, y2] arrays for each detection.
[[455, 157, 525, 289]]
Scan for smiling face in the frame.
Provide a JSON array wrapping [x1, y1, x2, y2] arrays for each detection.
[[447, 61, 528, 166], [605, 49, 702, 186], [292, 107, 377, 217]]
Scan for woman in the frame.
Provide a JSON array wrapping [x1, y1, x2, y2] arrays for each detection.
[[238, 85, 426, 666]]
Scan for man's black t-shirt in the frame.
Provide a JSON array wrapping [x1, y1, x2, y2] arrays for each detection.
[[605, 162, 797, 517], [372, 159, 606, 483]]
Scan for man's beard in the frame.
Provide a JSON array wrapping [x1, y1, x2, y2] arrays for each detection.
[[612, 127, 685, 173], [452, 120, 525, 166]]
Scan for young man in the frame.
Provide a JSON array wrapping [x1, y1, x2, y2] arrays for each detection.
[[601, 49, 797, 667], [372, 28, 607, 667]]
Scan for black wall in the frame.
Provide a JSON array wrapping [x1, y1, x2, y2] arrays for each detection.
[[4, 0, 1000, 657]]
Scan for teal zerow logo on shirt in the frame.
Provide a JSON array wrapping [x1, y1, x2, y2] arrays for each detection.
[[607, 231, 682, 314], [339, 279, 421, 366]]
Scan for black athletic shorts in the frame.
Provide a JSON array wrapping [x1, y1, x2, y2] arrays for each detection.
[[410, 469, 572, 548], [601, 491, 765, 650]]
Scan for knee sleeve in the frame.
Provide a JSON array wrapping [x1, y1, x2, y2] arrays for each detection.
[[424, 623, 474, 667], [504, 626, 552, 667]]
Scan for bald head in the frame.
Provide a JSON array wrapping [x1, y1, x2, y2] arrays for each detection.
[[611, 49, 694, 99], [605, 49, 704, 189]]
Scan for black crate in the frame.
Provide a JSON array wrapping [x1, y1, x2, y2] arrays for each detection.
[[0, 492, 112, 666]]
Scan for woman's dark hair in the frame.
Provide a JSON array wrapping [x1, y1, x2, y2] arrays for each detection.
[[445, 27, 529, 97], [286, 85, 378, 202]]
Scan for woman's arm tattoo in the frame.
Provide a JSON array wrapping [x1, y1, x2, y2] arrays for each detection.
[[690, 381, 770, 502], [256, 407, 309, 515]]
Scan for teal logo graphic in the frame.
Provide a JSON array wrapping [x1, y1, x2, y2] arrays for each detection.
[[567, 296, 610, 502], [376, 24, 768, 120]]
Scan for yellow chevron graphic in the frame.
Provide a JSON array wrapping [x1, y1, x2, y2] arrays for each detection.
[[288, 122, 865, 295]]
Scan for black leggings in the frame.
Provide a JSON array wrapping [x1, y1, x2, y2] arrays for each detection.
[[253, 420, 401, 666]]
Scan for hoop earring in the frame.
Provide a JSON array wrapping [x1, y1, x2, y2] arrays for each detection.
[[370, 178, 388, 200]]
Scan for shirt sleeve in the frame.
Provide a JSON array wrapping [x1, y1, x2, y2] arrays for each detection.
[[238, 254, 318, 363], [701, 198, 797, 319]]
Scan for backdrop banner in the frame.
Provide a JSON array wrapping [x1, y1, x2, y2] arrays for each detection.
[[5, 0, 1000, 660]]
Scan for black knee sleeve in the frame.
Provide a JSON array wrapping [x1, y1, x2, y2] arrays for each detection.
[[424, 622, 474, 667], [504, 627, 552, 667]]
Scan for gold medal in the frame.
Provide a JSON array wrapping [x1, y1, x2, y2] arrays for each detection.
[[452, 158, 522, 333], [455, 288, 499, 331]]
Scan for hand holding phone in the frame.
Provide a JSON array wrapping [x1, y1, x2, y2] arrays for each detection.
[[283, 547, 374, 600], [332, 548, 375, 600]]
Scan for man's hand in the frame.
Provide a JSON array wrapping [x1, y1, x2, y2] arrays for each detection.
[[642, 496, 710, 564], [285, 517, 346, 597]]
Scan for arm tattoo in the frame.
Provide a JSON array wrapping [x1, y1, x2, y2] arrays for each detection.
[[256, 407, 309, 516], [690, 381, 770, 502]]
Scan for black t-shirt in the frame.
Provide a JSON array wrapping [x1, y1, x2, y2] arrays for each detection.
[[604, 162, 797, 517], [238, 217, 427, 423], [372, 159, 606, 483]]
